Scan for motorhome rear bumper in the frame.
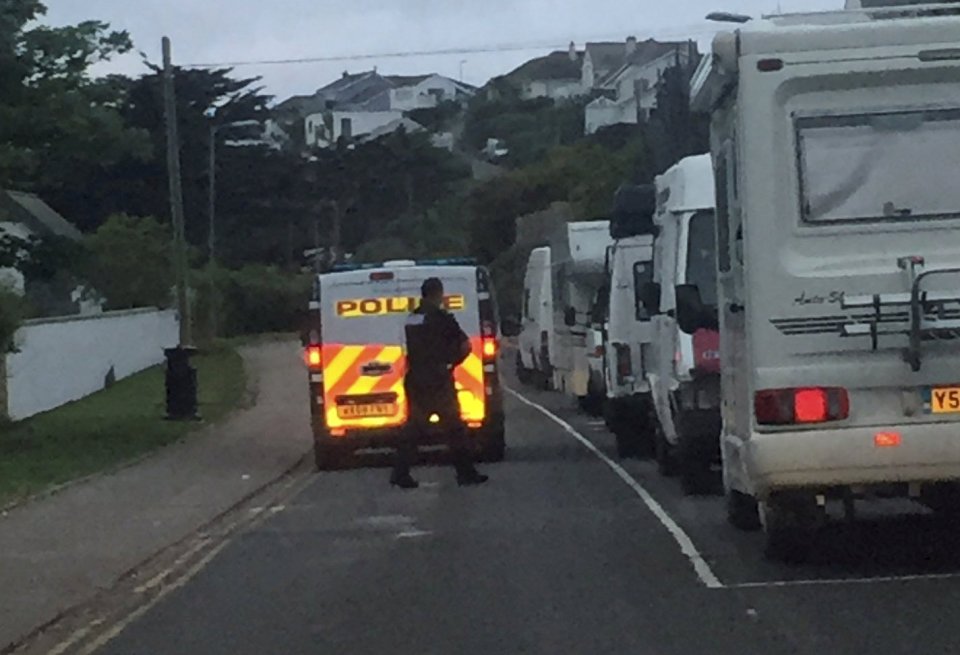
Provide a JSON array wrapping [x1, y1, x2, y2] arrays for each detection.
[[745, 422, 960, 496]]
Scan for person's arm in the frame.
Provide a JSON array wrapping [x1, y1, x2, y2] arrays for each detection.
[[444, 314, 472, 367]]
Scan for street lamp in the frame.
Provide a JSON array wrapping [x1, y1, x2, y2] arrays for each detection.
[[206, 117, 260, 339], [208, 119, 261, 262]]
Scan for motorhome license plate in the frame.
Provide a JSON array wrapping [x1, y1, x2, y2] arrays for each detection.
[[928, 387, 960, 414], [338, 403, 396, 419]]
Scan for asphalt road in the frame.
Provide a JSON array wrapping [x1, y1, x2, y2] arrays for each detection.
[[92, 373, 960, 654]]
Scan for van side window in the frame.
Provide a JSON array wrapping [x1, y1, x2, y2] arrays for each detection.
[[715, 146, 732, 273], [633, 261, 654, 321], [523, 288, 531, 319]]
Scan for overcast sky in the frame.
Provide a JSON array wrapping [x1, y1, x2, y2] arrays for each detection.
[[44, 0, 838, 102]]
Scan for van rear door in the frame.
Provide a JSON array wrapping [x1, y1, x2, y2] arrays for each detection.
[[319, 273, 408, 432]]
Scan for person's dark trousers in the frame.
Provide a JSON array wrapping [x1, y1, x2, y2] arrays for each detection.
[[392, 389, 478, 483]]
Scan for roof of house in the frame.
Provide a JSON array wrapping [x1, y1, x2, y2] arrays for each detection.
[[585, 42, 629, 73], [385, 74, 433, 87], [507, 50, 583, 82], [0, 191, 82, 240], [360, 117, 426, 142], [598, 40, 691, 87]]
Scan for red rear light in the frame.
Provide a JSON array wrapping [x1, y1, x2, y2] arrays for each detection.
[[481, 320, 495, 337], [755, 387, 849, 425], [369, 271, 394, 281], [305, 345, 322, 369], [482, 337, 497, 359]]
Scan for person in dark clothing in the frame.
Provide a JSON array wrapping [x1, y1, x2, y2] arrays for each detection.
[[390, 277, 489, 489]]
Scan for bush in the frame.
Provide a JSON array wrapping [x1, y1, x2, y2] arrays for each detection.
[[85, 214, 173, 310], [0, 290, 24, 353], [489, 244, 531, 321], [194, 265, 311, 339]]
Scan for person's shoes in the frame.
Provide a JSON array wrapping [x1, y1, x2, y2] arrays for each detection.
[[390, 473, 419, 489], [456, 469, 489, 486]]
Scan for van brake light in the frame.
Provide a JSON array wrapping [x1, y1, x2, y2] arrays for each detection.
[[482, 337, 498, 359], [755, 387, 849, 425], [305, 345, 322, 369]]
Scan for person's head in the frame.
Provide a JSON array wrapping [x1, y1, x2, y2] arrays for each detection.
[[421, 277, 444, 308]]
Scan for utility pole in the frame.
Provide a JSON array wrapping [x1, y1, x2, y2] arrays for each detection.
[[163, 36, 192, 347], [162, 36, 198, 420]]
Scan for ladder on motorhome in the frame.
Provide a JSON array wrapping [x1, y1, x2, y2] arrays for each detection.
[[840, 256, 960, 371]]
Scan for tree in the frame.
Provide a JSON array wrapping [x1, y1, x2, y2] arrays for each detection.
[[84, 214, 172, 309], [0, 2, 150, 196]]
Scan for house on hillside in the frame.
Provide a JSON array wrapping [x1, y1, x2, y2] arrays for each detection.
[[584, 38, 699, 134], [505, 43, 584, 100], [0, 190, 99, 315], [276, 70, 474, 149]]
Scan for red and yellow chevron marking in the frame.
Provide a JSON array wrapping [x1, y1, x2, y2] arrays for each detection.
[[321, 339, 486, 431]]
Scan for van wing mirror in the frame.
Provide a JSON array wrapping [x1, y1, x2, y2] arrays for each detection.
[[500, 317, 521, 337], [675, 284, 719, 335], [564, 306, 577, 327], [640, 282, 661, 315]]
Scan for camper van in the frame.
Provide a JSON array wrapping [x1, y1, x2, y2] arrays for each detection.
[[602, 185, 658, 458], [550, 221, 614, 406], [692, 4, 960, 558], [641, 155, 719, 494], [517, 247, 554, 389]]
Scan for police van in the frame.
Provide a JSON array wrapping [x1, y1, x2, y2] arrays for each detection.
[[304, 259, 506, 470]]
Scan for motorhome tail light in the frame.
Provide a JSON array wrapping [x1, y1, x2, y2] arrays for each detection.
[[594, 344, 605, 358], [305, 345, 322, 369], [757, 58, 783, 72], [754, 387, 849, 425], [481, 320, 496, 337], [369, 271, 394, 281]]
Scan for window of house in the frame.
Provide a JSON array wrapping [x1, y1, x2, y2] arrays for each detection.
[[340, 117, 352, 139]]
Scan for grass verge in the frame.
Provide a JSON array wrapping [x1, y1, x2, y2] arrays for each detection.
[[0, 345, 246, 507]]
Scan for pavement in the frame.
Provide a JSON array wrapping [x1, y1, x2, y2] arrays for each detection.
[[0, 340, 312, 651], [12, 350, 960, 654]]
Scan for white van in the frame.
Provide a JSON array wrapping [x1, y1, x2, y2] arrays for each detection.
[[641, 155, 719, 494], [602, 184, 658, 458], [516, 247, 554, 389], [692, 4, 960, 558], [551, 221, 614, 405], [303, 259, 506, 470]]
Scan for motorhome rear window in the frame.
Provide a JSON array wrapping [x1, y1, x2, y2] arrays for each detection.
[[796, 109, 960, 224], [633, 261, 654, 321]]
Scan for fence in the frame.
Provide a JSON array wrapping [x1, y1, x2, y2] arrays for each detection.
[[3, 308, 179, 421]]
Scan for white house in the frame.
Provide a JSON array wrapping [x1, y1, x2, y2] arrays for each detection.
[[387, 74, 474, 111], [584, 39, 698, 134], [284, 70, 476, 149], [505, 44, 585, 100]]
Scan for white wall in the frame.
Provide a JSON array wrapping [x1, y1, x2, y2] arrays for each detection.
[[5, 308, 179, 421], [332, 110, 404, 141], [585, 97, 637, 135]]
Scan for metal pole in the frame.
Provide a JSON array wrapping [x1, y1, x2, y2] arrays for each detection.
[[206, 123, 218, 340], [208, 124, 217, 263], [163, 36, 192, 347]]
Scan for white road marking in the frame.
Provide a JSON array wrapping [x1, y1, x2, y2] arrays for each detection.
[[727, 571, 960, 590], [396, 529, 433, 540], [507, 388, 724, 590]]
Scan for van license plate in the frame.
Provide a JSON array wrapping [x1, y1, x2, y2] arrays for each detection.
[[338, 403, 397, 419], [929, 387, 960, 414]]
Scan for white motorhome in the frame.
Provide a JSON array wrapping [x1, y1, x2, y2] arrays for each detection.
[[550, 220, 614, 406], [602, 184, 658, 458], [641, 154, 720, 494], [692, 3, 960, 558], [517, 246, 554, 389]]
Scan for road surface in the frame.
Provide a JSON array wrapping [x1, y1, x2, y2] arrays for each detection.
[[60, 374, 960, 654]]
